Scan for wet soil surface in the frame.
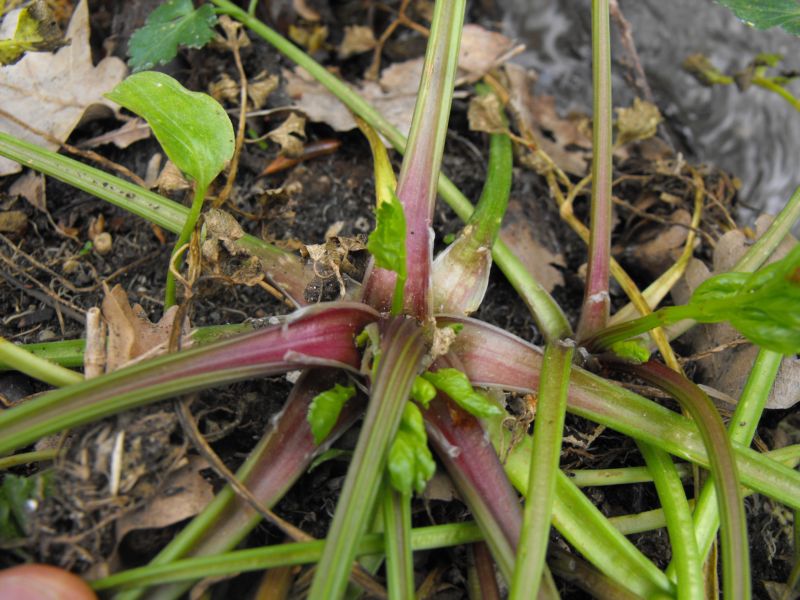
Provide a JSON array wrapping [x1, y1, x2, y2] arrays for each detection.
[[0, 1, 797, 598]]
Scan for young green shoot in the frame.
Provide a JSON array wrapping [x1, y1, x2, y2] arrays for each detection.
[[127, 0, 217, 72], [431, 84, 513, 315], [105, 71, 234, 307]]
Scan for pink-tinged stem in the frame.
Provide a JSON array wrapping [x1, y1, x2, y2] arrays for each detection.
[[468, 543, 502, 600], [133, 370, 365, 600], [576, 0, 613, 340], [424, 394, 521, 580], [308, 317, 427, 600], [441, 316, 800, 509], [0, 303, 378, 454], [362, 0, 466, 319], [621, 359, 749, 600]]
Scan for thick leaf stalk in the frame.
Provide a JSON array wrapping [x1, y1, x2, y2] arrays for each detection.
[[624, 360, 749, 600], [120, 369, 364, 600], [510, 341, 573, 599], [0, 303, 377, 455], [308, 317, 427, 600], [431, 91, 513, 315], [362, 0, 466, 319], [576, 0, 614, 339], [442, 316, 800, 510], [424, 381, 521, 580]]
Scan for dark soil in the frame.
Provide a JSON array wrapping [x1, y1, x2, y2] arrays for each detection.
[[0, 1, 796, 598]]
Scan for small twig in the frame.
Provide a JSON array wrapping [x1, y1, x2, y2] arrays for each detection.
[[608, 0, 653, 103], [214, 24, 250, 209], [0, 255, 85, 324]]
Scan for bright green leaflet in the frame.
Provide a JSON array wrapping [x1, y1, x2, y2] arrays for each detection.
[[127, 0, 217, 72], [422, 368, 502, 418], [593, 244, 800, 355], [307, 383, 356, 445], [388, 402, 436, 495], [609, 340, 650, 364], [0, 473, 49, 542], [410, 376, 436, 408], [715, 0, 800, 35], [106, 71, 234, 190]]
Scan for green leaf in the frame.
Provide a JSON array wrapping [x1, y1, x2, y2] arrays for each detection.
[[610, 340, 651, 364], [0, 1, 65, 66], [106, 72, 234, 190], [368, 194, 407, 277], [127, 0, 217, 72], [0, 473, 49, 542], [307, 383, 356, 445], [410, 376, 436, 408], [714, 0, 800, 35], [422, 368, 503, 418], [681, 244, 800, 354], [388, 402, 436, 495]]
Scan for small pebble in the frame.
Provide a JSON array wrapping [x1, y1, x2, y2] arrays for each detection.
[[94, 232, 113, 255], [38, 329, 57, 342]]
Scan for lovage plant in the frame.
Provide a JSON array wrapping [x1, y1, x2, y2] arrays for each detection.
[[0, 0, 800, 598]]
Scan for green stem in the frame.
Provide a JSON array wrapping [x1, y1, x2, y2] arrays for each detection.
[[752, 75, 800, 113], [0, 336, 82, 388], [628, 360, 749, 600], [92, 521, 483, 592], [308, 318, 426, 600], [667, 348, 783, 577], [0, 132, 310, 304], [165, 184, 206, 308], [734, 184, 800, 272], [0, 449, 57, 470], [382, 485, 414, 599], [637, 442, 703, 599], [482, 400, 673, 597], [510, 341, 573, 599], [2, 324, 255, 372], [576, 0, 613, 340], [208, 0, 570, 340], [567, 463, 693, 486]]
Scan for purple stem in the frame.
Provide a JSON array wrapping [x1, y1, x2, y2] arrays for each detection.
[[142, 370, 365, 600]]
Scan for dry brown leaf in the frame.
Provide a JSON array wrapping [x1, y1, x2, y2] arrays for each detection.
[[499, 198, 565, 293], [467, 92, 505, 134], [615, 98, 663, 146], [9, 170, 45, 211], [115, 455, 213, 542], [268, 113, 307, 157], [156, 160, 191, 195], [629, 208, 691, 275], [79, 117, 151, 150], [248, 71, 279, 109], [458, 24, 520, 83], [0, 210, 27, 234], [202, 208, 270, 287], [101, 284, 189, 372], [208, 72, 240, 104], [0, 0, 127, 176], [505, 64, 592, 176], [286, 25, 518, 141], [338, 25, 376, 59]]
